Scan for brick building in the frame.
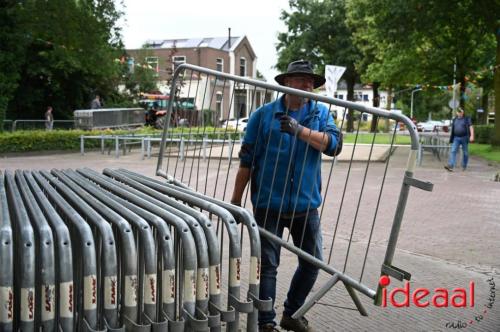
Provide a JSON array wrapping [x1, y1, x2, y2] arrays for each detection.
[[127, 36, 272, 122]]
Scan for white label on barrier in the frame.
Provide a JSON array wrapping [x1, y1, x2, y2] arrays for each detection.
[[162, 269, 175, 304], [143, 274, 157, 305], [20, 288, 35, 322], [196, 268, 209, 300], [250, 257, 260, 285], [0, 286, 14, 323], [84, 275, 97, 310], [104, 276, 118, 309], [59, 281, 74, 318], [41, 284, 55, 321], [183, 270, 196, 303], [229, 258, 241, 287], [124, 275, 138, 307], [209, 265, 221, 295]]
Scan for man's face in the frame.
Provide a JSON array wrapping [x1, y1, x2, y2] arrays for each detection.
[[457, 111, 464, 118], [284, 75, 314, 92]]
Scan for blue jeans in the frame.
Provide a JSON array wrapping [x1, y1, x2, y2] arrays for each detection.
[[448, 136, 469, 169], [255, 208, 322, 326]]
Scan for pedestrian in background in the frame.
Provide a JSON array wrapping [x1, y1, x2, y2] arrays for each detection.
[[90, 94, 102, 109], [45, 106, 54, 131], [445, 108, 474, 171]]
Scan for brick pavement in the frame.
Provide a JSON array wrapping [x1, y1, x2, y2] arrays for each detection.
[[1, 145, 499, 331]]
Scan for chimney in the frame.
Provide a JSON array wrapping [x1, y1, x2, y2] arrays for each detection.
[[228, 27, 231, 49]]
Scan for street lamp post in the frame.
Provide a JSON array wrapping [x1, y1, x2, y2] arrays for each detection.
[[410, 87, 422, 119]]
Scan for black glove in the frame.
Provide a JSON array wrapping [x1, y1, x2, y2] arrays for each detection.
[[280, 115, 303, 136]]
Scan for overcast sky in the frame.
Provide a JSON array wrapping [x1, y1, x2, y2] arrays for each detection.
[[118, 0, 290, 82]]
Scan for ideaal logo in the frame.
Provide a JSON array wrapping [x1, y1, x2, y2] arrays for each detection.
[[379, 276, 475, 308], [378, 275, 496, 329]]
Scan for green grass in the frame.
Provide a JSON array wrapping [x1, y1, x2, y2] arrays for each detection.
[[343, 133, 412, 145], [468, 144, 500, 163]]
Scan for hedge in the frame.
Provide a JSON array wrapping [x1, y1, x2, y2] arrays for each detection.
[[0, 127, 245, 154], [474, 125, 494, 144], [0, 129, 157, 154]]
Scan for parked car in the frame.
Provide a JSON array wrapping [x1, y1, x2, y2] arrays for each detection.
[[222, 117, 249, 132], [417, 120, 445, 132]]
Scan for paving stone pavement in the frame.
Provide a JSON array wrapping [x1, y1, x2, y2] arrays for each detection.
[[1, 145, 499, 331]]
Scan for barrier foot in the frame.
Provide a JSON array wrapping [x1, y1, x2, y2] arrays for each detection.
[[104, 318, 125, 331], [247, 291, 272, 312], [183, 307, 209, 331], [81, 318, 106, 332], [343, 281, 368, 316], [143, 313, 169, 332], [123, 314, 151, 332], [207, 312, 221, 330], [209, 301, 235, 323], [163, 313, 185, 332], [228, 293, 254, 314], [292, 273, 340, 319]]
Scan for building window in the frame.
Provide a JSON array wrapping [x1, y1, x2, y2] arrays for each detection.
[[363, 94, 369, 101], [216, 58, 224, 72], [145, 56, 159, 76], [239, 57, 247, 76], [172, 56, 186, 71], [216, 92, 223, 116]]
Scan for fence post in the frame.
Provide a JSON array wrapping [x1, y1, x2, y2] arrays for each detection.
[[12, 120, 17, 132], [80, 135, 84, 155], [115, 136, 119, 159], [101, 135, 105, 154]]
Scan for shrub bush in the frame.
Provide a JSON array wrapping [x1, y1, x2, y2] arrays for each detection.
[[474, 125, 494, 144], [0, 128, 160, 154]]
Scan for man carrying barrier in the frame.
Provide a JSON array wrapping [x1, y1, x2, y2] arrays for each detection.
[[231, 60, 341, 332]]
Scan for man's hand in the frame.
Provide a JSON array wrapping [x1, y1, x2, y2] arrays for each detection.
[[469, 135, 475, 143], [280, 115, 303, 136]]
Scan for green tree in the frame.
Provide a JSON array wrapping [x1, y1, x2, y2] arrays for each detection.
[[347, 0, 498, 142], [5, 0, 124, 120], [0, 1, 27, 131], [276, 0, 362, 131]]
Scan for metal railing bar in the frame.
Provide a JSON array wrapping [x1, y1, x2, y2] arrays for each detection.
[[75, 168, 198, 321], [56, 169, 151, 326], [31, 171, 98, 330], [38, 170, 118, 330], [359, 123, 397, 283], [343, 114, 378, 274], [15, 170, 57, 331], [0, 172, 14, 332], [72, 169, 176, 324], [4, 171, 36, 332], [327, 110, 362, 266], [101, 170, 211, 322]]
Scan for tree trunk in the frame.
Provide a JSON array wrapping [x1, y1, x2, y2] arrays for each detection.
[[493, 29, 500, 146], [370, 82, 380, 132]]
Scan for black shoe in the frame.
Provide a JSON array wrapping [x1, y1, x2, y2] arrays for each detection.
[[280, 314, 313, 332], [259, 323, 280, 332], [444, 165, 453, 172]]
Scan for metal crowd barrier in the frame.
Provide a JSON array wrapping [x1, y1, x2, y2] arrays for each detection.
[[417, 132, 451, 165], [0, 166, 271, 331], [11, 120, 75, 131], [155, 64, 434, 320]]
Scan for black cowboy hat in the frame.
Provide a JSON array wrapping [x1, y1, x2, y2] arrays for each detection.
[[274, 60, 326, 89]]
